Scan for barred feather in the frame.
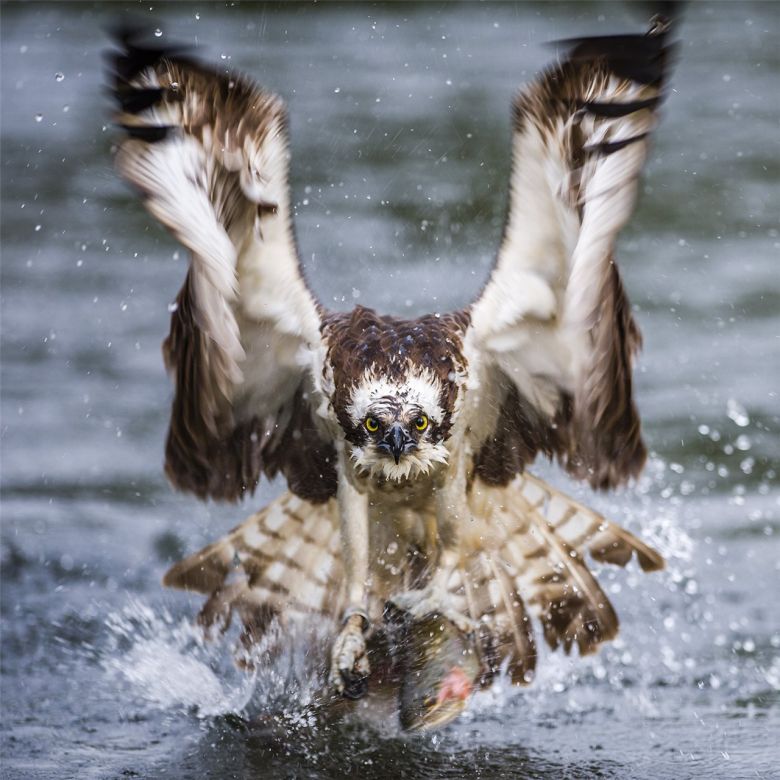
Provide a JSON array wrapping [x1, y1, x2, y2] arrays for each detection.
[[165, 473, 663, 680]]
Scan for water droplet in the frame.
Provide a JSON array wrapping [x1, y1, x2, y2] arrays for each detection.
[[726, 398, 749, 427], [55, 72, 65, 82], [34, 224, 41, 232], [167, 302, 179, 313], [35, 113, 43, 123], [154, 28, 163, 38], [194, 12, 200, 20]]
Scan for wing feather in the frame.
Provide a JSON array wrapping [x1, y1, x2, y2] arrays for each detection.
[[108, 29, 334, 502], [165, 473, 663, 680], [468, 18, 675, 489]]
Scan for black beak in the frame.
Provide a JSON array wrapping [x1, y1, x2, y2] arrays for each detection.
[[383, 423, 411, 465]]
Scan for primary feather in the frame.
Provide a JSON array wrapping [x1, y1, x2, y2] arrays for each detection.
[[110, 29, 330, 502], [469, 22, 674, 489], [164, 473, 663, 682]]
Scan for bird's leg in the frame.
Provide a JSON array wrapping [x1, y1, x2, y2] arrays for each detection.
[[329, 466, 371, 698], [386, 454, 475, 635]]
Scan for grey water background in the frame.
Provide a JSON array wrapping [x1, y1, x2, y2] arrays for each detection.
[[1, 2, 778, 778]]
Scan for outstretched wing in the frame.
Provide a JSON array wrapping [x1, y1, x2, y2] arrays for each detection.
[[467, 18, 675, 490], [109, 29, 336, 502]]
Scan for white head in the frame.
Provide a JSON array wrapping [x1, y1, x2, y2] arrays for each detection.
[[342, 368, 451, 482]]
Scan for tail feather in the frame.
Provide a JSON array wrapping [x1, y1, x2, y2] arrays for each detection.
[[163, 492, 344, 626], [463, 473, 664, 667], [522, 512, 619, 654], [450, 550, 537, 685], [524, 474, 664, 572], [163, 537, 233, 595], [163, 471, 663, 682]]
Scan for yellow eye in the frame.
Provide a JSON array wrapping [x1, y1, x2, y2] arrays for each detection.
[[365, 417, 379, 433], [414, 415, 428, 431]]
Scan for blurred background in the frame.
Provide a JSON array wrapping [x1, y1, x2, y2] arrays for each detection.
[[1, 3, 778, 778]]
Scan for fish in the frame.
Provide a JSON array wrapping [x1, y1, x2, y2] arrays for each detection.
[[392, 611, 484, 732]]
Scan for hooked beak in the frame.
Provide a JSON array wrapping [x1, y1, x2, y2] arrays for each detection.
[[381, 423, 414, 465]]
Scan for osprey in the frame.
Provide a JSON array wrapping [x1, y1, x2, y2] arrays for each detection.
[[109, 16, 673, 713]]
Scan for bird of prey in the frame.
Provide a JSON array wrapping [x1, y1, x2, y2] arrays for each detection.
[[109, 15, 674, 715]]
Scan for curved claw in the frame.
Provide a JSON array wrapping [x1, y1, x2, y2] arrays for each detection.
[[329, 614, 370, 699], [340, 667, 369, 700]]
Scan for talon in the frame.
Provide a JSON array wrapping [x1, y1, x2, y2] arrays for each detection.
[[340, 668, 369, 700], [329, 613, 370, 699], [382, 599, 408, 626]]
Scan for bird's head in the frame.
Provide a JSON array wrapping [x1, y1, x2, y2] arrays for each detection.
[[344, 369, 451, 481]]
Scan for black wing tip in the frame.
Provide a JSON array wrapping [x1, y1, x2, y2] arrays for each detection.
[[105, 20, 194, 84], [120, 124, 174, 143], [581, 97, 661, 118], [104, 21, 197, 126], [114, 86, 166, 115], [548, 8, 681, 86], [584, 132, 650, 158]]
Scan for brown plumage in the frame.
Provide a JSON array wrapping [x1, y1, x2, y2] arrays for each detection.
[[323, 306, 471, 445], [109, 15, 675, 714]]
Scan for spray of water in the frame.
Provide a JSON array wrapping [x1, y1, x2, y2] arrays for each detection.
[[100, 598, 335, 725], [101, 599, 257, 718]]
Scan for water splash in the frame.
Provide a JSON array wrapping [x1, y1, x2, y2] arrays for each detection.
[[100, 599, 333, 724], [102, 599, 257, 718]]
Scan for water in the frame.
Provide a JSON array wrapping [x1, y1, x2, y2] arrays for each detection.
[[1, 3, 778, 778]]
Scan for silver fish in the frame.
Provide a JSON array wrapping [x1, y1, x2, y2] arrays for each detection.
[[395, 611, 483, 731]]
